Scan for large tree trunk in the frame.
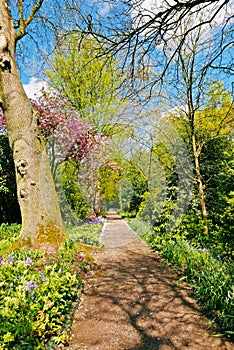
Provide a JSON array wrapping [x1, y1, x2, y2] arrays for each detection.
[[0, 0, 65, 253]]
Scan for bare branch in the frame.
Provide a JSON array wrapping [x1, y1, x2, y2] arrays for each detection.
[[15, 0, 44, 42]]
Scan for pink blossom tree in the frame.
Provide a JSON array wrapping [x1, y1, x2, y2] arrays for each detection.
[[33, 91, 116, 217], [32, 91, 104, 178], [1, 91, 121, 217]]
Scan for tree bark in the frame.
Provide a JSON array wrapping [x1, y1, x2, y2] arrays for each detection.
[[93, 187, 101, 216], [178, 42, 209, 235], [192, 134, 208, 234], [0, 0, 65, 253]]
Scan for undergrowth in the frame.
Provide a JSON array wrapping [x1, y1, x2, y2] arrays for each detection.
[[66, 218, 104, 247], [129, 218, 234, 337], [0, 223, 21, 255], [0, 248, 83, 349], [0, 220, 104, 349]]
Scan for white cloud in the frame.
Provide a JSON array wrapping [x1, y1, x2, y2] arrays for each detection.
[[98, 3, 112, 16], [23, 77, 48, 100], [132, 0, 176, 12], [131, 0, 234, 29], [130, 0, 234, 55]]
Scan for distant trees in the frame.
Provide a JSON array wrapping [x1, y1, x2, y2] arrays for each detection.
[[43, 33, 129, 217], [46, 34, 124, 135]]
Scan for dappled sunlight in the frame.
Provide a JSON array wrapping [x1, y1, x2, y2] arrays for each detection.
[[68, 214, 233, 350]]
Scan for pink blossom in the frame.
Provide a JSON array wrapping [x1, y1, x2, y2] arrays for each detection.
[[0, 106, 6, 133], [32, 91, 107, 165]]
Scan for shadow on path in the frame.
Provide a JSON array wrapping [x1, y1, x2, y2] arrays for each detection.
[[68, 213, 233, 350]]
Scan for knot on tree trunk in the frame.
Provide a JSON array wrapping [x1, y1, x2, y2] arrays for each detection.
[[0, 32, 11, 71], [16, 159, 28, 177], [0, 54, 11, 71]]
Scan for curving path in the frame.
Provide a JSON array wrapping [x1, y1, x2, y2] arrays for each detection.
[[66, 211, 233, 350]]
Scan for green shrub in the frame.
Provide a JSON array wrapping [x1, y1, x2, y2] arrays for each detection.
[[0, 220, 104, 348]]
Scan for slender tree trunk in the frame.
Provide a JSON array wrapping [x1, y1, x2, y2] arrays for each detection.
[[0, 0, 65, 253], [119, 183, 123, 211], [192, 134, 208, 234], [94, 188, 101, 216], [178, 37, 209, 235]]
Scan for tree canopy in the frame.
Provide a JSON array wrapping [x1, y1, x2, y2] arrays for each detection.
[[46, 34, 124, 134]]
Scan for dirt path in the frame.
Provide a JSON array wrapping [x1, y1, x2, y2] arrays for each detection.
[[67, 211, 233, 350]]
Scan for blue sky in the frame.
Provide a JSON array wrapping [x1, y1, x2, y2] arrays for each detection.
[[18, 0, 234, 98]]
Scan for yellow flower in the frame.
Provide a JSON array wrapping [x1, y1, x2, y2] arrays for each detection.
[[3, 331, 14, 343]]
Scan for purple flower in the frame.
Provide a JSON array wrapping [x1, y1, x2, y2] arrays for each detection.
[[200, 248, 208, 253], [15, 275, 22, 281], [86, 216, 104, 225], [0, 257, 4, 265], [24, 257, 33, 266], [7, 255, 14, 264], [40, 273, 47, 282], [25, 280, 38, 295]]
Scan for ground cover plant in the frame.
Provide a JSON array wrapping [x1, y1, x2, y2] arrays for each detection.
[[0, 219, 104, 349], [66, 216, 104, 247], [129, 218, 234, 337], [0, 224, 21, 255], [0, 248, 83, 349]]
